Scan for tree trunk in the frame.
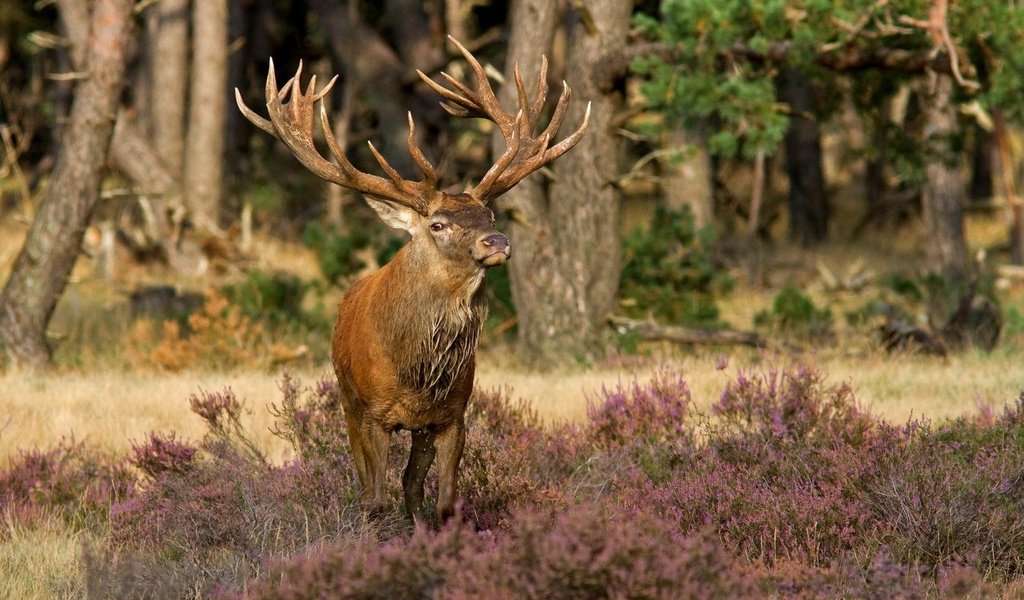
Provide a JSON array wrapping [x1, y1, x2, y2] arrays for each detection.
[[311, 0, 417, 177], [184, 0, 228, 232], [0, 0, 134, 370], [385, 0, 443, 73], [57, 0, 183, 267], [920, 73, 970, 279], [777, 68, 828, 245], [969, 128, 995, 201], [501, 0, 629, 365], [662, 126, 714, 230], [151, 0, 190, 179], [495, 0, 559, 361], [991, 110, 1024, 264]]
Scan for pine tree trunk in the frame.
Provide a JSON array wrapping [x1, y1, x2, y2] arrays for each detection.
[[0, 0, 134, 370], [501, 0, 629, 365], [497, 0, 560, 363], [184, 0, 227, 232], [663, 126, 714, 230], [920, 73, 970, 279]]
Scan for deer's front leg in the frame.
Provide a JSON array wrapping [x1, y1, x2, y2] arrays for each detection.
[[342, 410, 368, 491], [360, 420, 391, 516], [434, 420, 465, 522], [403, 429, 436, 527]]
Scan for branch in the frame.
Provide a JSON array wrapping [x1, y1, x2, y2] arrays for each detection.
[[608, 316, 767, 348]]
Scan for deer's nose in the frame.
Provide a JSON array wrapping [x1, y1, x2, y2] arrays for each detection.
[[481, 233, 510, 255]]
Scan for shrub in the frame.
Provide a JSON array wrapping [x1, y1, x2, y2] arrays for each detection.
[[129, 431, 197, 478], [619, 205, 731, 328], [103, 380, 380, 597], [865, 411, 1024, 577], [457, 389, 558, 529], [712, 366, 872, 446], [302, 221, 402, 285], [126, 290, 267, 371], [754, 286, 834, 342], [0, 438, 134, 530], [245, 507, 761, 599], [41, 367, 1024, 596], [224, 269, 330, 335]]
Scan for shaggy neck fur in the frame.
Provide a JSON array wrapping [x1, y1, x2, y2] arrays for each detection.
[[375, 243, 488, 402]]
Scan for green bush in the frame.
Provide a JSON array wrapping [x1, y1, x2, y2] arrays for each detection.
[[620, 205, 732, 327], [302, 221, 408, 286], [224, 269, 328, 334], [755, 286, 834, 342], [301, 222, 373, 285]]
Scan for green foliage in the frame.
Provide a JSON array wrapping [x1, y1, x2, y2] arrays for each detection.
[[755, 286, 833, 341], [302, 221, 407, 286], [634, 0, 1024, 161], [1004, 305, 1024, 339], [483, 263, 517, 338], [620, 205, 732, 327], [881, 272, 924, 302], [301, 222, 373, 285], [224, 270, 329, 334]]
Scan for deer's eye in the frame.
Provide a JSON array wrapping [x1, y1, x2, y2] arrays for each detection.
[[430, 222, 445, 232]]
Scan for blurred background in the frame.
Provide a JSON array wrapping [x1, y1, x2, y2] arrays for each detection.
[[2, 0, 1024, 372]]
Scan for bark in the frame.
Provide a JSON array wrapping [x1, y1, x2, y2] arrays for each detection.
[[865, 98, 891, 218], [501, 0, 629, 365], [310, 0, 417, 177], [384, 0, 443, 72], [919, 73, 969, 280], [110, 114, 184, 266], [992, 110, 1024, 264], [777, 68, 828, 245], [0, 0, 134, 370], [969, 128, 994, 201], [662, 126, 714, 230], [184, 0, 228, 232], [495, 0, 560, 362], [151, 0, 190, 178], [57, 1, 183, 267]]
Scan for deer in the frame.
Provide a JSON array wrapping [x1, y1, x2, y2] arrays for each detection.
[[235, 37, 589, 525]]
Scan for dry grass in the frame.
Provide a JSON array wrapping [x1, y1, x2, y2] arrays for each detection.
[[0, 515, 92, 599], [1, 350, 1021, 462]]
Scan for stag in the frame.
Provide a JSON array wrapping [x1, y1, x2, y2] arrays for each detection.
[[236, 37, 589, 524]]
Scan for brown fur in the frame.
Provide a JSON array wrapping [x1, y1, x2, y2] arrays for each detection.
[[331, 194, 504, 524]]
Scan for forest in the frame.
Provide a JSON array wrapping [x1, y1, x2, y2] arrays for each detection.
[[2, 0, 1024, 597]]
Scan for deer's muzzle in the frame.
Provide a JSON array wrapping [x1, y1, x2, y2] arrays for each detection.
[[476, 233, 510, 267]]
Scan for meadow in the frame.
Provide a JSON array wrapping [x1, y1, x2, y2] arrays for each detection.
[[2, 346, 1024, 597], [3, 217, 1024, 598]]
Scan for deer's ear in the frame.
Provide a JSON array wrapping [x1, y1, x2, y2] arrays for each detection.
[[364, 197, 419, 233]]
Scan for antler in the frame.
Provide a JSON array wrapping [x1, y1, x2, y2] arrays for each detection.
[[417, 35, 591, 203], [235, 60, 437, 213]]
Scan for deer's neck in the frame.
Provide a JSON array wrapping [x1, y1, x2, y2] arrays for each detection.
[[375, 247, 488, 401]]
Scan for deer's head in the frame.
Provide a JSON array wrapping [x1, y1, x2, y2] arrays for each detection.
[[235, 36, 588, 281]]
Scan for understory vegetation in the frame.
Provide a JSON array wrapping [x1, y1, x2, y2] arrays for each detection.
[[4, 365, 1024, 597]]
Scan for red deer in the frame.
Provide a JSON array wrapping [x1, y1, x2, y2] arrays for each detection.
[[236, 37, 589, 524]]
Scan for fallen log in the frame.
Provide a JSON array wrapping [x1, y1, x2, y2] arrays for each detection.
[[608, 316, 767, 348]]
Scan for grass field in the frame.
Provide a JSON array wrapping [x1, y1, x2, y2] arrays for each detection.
[[3, 349, 1021, 463], [3, 209, 1024, 597]]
